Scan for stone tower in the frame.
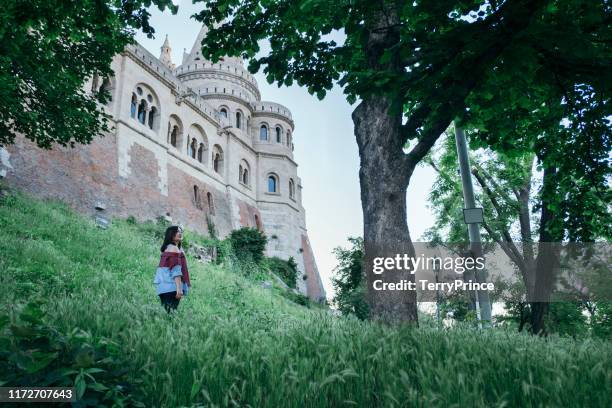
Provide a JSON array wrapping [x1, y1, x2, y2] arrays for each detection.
[[159, 35, 175, 70]]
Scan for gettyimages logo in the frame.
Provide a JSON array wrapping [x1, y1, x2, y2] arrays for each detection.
[[372, 253, 485, 275], [365, 242, 611, 302]]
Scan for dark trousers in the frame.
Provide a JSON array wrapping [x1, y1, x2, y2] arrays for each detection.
[[159, 291, 180, 313]]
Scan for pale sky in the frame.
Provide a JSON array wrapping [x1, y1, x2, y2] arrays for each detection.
[[135, 2, 438, 299]]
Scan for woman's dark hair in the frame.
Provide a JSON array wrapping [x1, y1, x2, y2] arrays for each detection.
[[161, 226, 182, 252]]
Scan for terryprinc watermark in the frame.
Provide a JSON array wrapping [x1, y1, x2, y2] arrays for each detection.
[[364, 242, 611, 302]]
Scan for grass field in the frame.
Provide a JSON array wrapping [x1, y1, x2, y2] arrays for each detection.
[[1, 188, 610, 407]]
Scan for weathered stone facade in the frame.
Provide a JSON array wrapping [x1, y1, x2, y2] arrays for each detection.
[[0, 28, 326, 302]]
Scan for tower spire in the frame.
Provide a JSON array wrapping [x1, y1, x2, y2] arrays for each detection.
[[159, 34, 175, 70], [184, 26, 210, 64], [182, 25, 244, 67]]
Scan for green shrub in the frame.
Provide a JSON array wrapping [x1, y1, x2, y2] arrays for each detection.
[[331, 237, 369, 320], [206, 215, 218, 240], [0, 300, 144, 406], [130, 219, 165, 243], [267, 256, 298, 288], [279, 290, 311, 308], [228, 227, 267, 264], [213, 238, 232, 265]]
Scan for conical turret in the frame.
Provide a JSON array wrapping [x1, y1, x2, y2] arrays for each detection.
[[182, 25, 244, 67], [175, 25, 260, 102], [183, 26, 210, 65], [159, 35, 175, 70]]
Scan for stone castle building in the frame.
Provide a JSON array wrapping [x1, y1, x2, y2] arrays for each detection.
[[0, 27, 326, 301]]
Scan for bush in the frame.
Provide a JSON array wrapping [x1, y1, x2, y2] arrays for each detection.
[[206, 215, 218, 240], [228, 227, 267, 264], [0, 300, 144, 406], [212, 238, 233, 265], [331, 237, 369, 319], [267, 256, 298, 288], [279, 290, 311, 308], [129, 219, 166, 243]]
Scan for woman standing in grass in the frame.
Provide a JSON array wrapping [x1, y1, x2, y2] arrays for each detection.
[[154, 226, 191, 312]]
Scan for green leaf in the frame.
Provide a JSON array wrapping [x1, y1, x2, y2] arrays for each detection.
[[75, 374, 87, 399], [190, 381, 201, 399], [25, 352, 58, 374], [0, 315, 9, 330], [88, 382, 109, 392]]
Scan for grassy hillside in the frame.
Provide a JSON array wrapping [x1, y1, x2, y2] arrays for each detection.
[[1, 187, 610, 407]]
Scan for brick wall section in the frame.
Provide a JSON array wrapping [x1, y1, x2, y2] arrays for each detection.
[[3, 134, 235, 237], [238, 200, 264, 231], [120, 143, 166, 220], [4, 134, 120, 217], [301, 234, 326, 301], [166, 163, 232, 236]]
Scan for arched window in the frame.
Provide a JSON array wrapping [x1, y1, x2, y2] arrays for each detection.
[[188, 138, 197, 159], [267, 175, 278, 193], [167, 115, 183, 149], [289, 178, 295, 199], [287, 131, 292, 147], [91, 73, 100, 94], [197, 143, 204, 163], [260, 125, 268, 141], [132, 84, 159, 131], [170, 125, 178, 147], [236, 111, 242, 129], [276, 126, 282, 143], [137, 99, 147, 124], [100, 77, 112, 100], [242, 168, 249, 185], [212, 145, 224, 174], [239, 159, 251, 186], [193, 185, 202, 210], [207, 192, 215, 215], [186, 124, 208, 163], [148, 106, 156, 129], [220, 108, 228, 118], [130, 94, 137, 118]]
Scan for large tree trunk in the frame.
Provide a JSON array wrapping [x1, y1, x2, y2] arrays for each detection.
[[353, 95, 418, 324], [352, 1, 418, 325], [530, 165, 561, 335]]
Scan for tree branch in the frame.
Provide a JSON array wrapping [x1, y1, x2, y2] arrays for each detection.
[[473, 167, 525, 263], [482, 221, 529, 284]]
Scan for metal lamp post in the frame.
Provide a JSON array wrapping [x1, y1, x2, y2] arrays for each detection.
[[454, 123, 492, 327]]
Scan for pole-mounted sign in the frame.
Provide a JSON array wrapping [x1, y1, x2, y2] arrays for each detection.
[[463, 207, 484, 224]]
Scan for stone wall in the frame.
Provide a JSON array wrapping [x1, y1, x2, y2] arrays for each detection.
[[2, 131, 229, 235]]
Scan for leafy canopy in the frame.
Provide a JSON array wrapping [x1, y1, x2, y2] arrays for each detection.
[[331, 237, 369, 320], [194, 0, 607, 178], [459, 0, 610, 241], [0, 0, 177, 149]]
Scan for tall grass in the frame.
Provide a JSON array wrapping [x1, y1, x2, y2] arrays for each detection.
[[1, 189, 610, 407]]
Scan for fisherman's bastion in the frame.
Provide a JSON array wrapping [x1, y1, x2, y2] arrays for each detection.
[[0, 26, 326, 301]]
